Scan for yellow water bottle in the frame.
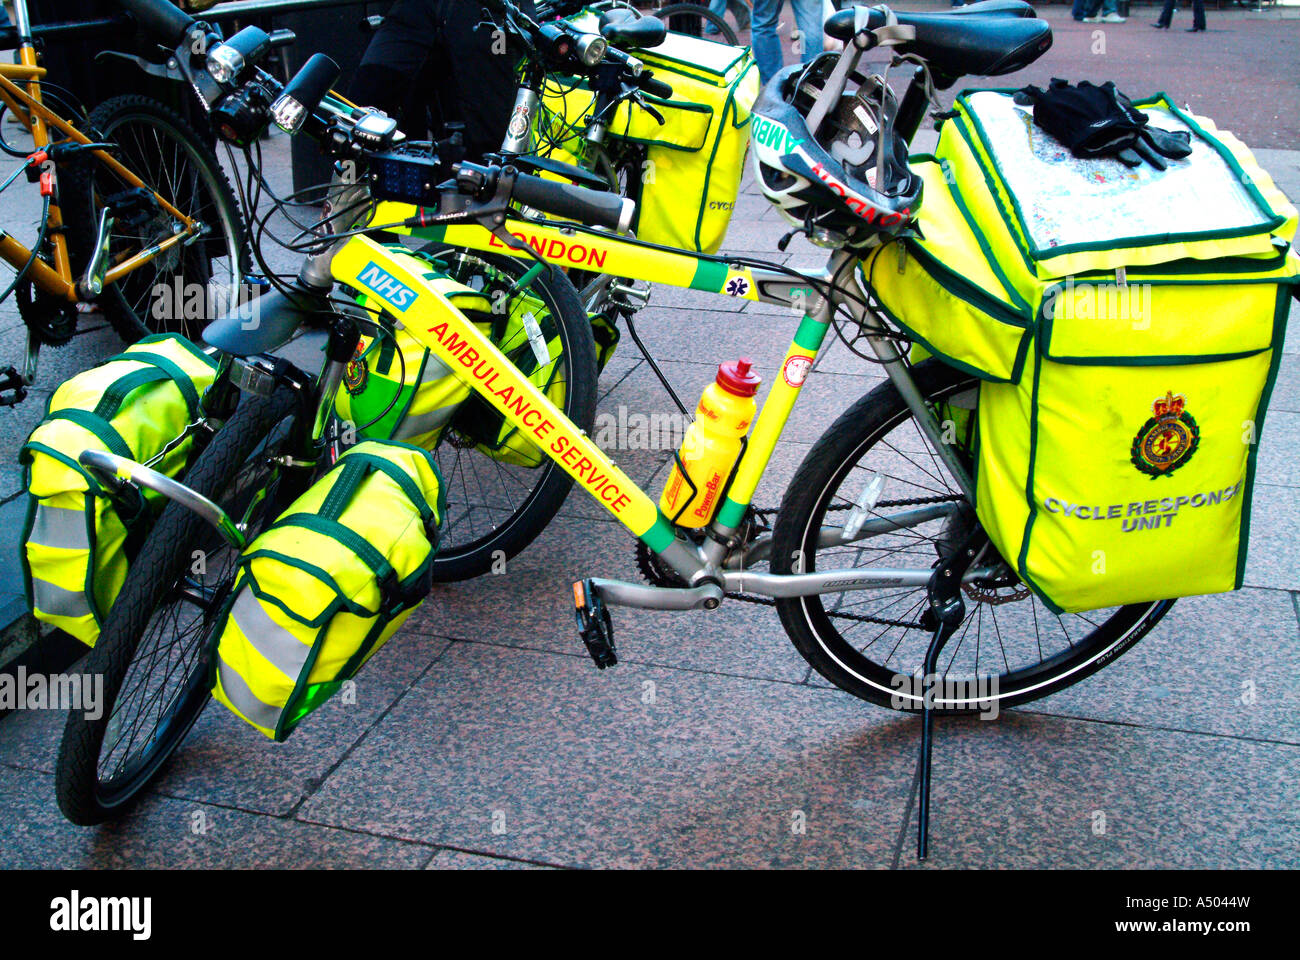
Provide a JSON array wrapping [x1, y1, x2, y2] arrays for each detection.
[[659, 357, 761, 528]]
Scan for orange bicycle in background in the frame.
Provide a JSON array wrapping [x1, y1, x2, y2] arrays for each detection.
[[0, 0, 245, 405]]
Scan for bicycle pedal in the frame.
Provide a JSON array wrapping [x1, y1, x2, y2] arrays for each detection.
[[0, 367, 29, 407], [573, 579, 617, 669]]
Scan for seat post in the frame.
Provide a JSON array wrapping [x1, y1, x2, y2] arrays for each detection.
[[896, 65, 930, 145]]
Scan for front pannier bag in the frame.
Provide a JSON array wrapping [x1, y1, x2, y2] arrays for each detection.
[[539, 15, 760, 253], [865, 90, 1300, 612], [209, 441, 444, 740], [20, 335, 217, 645]]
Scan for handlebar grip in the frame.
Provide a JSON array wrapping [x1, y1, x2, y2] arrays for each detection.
[[512, 173, 635, 233], [638, 74, 674, 100], [114, 0, 197, 46]]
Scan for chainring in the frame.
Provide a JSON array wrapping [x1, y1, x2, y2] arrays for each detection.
[[16, 278, 78, 347]]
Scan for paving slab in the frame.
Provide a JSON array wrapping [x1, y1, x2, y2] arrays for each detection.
[[904, 711, 1300, 869], [298, 642, 915, 869], [0, 765, 432, 870]]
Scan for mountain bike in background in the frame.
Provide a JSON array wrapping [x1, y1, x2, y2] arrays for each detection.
[[0, 0, 247, 405]]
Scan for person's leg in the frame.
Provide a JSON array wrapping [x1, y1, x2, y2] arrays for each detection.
[[1072, 0, 1090, 20], [438, 0, 526, 158], [705, 0, 727, 34], [350, 0, 439, 124], [1155, 0, 1175, 25], [750, 0, 785, 86], [1082, 0, 1104, 19], [1100, 0, 1122, 18], [1192, 0, 1206, 28], [790, 0, 824, 64]]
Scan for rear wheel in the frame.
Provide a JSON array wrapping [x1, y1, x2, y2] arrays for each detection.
[[415, 247, 598, 582], [55, 387, 300, 825], [770, 360, 1174, 712]]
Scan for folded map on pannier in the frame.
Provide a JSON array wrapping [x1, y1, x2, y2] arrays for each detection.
[[863, 89, 1300, 613]]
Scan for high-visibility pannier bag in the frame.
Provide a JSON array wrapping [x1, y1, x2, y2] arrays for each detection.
[[335, 246, 572, 466], [19, 335, 217, 645], [864, 91, 1300, 612], [539, 15, 760, 253], [336, 247, 493, 450], [209, 440, 444, 740]]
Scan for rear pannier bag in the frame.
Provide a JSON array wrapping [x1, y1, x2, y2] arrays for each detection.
[[336, 246, 573, 468], [865, 91, 1300, 613], [210, 440, 444, 740], [20, 335, 217, 645], [539, 14, 760, 253]]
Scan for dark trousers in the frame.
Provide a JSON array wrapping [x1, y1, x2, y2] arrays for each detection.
[[350, 0, 531, 159], [1157, 0, 1206, 28]]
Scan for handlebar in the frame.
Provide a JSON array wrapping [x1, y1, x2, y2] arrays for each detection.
[[510, 169, 635, 232], [114, 0, 197, 46]]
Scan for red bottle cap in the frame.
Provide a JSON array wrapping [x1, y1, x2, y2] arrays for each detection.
[[716, 357, 761, 397]]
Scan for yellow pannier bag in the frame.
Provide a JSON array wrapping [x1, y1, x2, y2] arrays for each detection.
[[209, 440, 444, 740], [19, 335, 217, 645], [866, 92, 1300, 612], [336, 247, 492, 450], [539, 14, 760, 252]]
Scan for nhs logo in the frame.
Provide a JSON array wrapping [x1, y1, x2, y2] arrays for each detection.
[[356, 262, 417, 312]]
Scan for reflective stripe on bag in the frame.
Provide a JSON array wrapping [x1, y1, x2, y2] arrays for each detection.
[[31, 577, 92, 619], [28, 504, 91, 551], [215, 655, 283, 731], [230, 590, 310, 679]]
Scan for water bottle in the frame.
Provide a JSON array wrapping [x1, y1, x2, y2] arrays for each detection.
[[659, 358, 761, 528]]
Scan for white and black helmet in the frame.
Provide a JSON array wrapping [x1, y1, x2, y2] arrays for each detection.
[[751, 53, 921, 248]]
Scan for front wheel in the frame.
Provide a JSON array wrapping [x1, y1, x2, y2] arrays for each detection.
[[54, 386, 300, 825], [770, 360, 1174, 712], [414, 247, 598, 582]]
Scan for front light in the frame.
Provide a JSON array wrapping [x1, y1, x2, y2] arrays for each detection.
[[577, 34, 608, 66], [206, 44, 245, 86], [269, 94, 308, 134]]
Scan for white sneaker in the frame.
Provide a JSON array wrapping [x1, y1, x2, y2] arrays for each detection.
[[1102, 12, 1127, 21], [1083, 15, 1102, 21]]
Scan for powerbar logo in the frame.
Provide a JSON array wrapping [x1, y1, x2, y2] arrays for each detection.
[[50, 891, 151, 940], [1044, 482, 1241, 532], [356, 262, 417, 312]]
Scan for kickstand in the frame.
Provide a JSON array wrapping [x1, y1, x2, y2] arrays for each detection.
[[914, 527, 987, 862]]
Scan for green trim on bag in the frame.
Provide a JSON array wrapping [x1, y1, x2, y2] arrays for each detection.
[[101, 350, 202, 416], [693, 59, 757, 250], [44, 409, 134, 461], [1013, 349, 1066, 615], [1235, 287, 1293, 586]]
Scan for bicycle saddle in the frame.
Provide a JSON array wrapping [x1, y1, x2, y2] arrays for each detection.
[[597, 8, 668, 49], [825, 4, 1051, 88]]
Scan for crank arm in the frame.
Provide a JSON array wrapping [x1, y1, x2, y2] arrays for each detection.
[[78, 450, 246, 550], [722, 566, 999, 598], [588, 577, 724, 611]]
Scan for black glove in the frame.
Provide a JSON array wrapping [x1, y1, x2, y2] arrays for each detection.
[[1018, 79, 1192, 170]]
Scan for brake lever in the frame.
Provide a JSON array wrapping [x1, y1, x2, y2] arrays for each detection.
[[632, 93, 665, 126]]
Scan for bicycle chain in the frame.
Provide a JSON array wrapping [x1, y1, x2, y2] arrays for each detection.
[[634, 494, 965, 630]]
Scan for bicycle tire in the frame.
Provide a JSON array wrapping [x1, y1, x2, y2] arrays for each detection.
[[414, 247, 599, 582], [63, 94, 246, 344], [654, 2, 741, 44], [770, 360, 1175, 712], [55, 385, 300, 825]]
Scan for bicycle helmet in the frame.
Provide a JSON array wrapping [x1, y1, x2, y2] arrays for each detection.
[[752, 53, 921, 248]]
